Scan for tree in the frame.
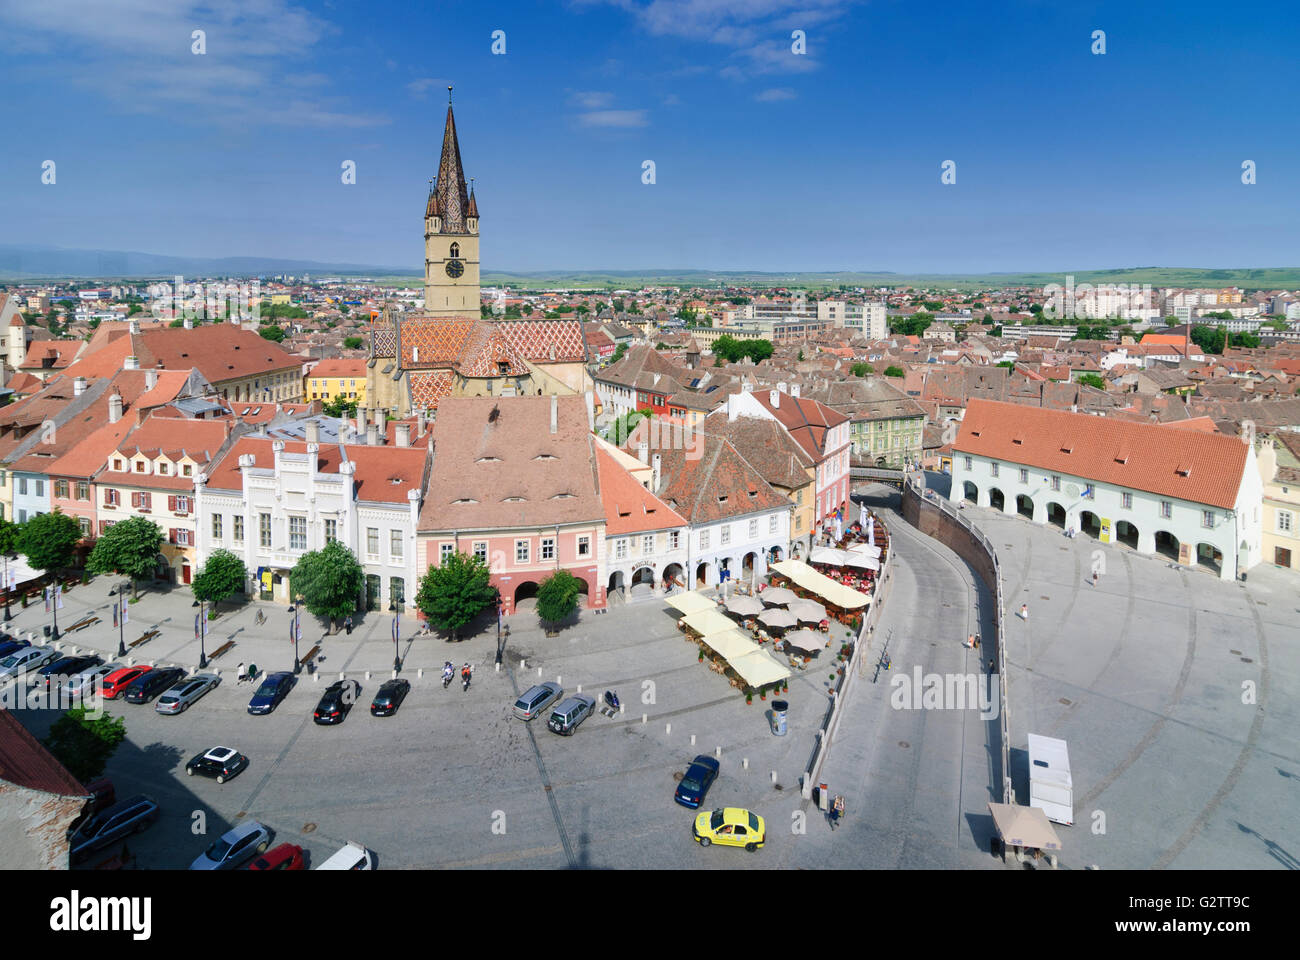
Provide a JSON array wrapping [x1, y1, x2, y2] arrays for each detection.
[[1077, 373, 1106, 390], [191, 549, 248, 612], [850, 362, 871, 378], [997, 360, 1015, 369], [884, 366, 905, 378], [604, 409, 650, 446], [86, 515, 164, 599], [17, 511, 83, 577], [322, 394, 359, 418], [0, 518, 20, 556], [536, 570, 581, 629], [290, 541, 364, 633], [43, 706, 126, 784], [343, 336, 363, 350], [127, 304, 142, 316], [797, 349, 805, 361], [1230, 331, 1261, 348], [611, 342, 628, 364], [415, 551, 496, 641], [1190, 324, 1226, 356], [259, 324, 285, 342]]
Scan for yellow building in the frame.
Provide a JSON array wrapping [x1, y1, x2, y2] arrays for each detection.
[[307, 358, 368, 404], [1257, 435, 1300, 571]]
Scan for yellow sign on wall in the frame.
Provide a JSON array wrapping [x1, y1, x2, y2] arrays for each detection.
[[1099, 518, 1112, 543]]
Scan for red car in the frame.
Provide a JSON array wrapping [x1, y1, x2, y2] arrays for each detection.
[[247, 843, 305, 871], [102, 665, 152, 700]]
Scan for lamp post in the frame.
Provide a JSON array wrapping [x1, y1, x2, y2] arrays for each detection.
[[494, 594, 505, 665], [197, 599, 208, 669], [50, 582, 61, 642], [116, 581, 127, 658], [2, 553, 13, 623], [389, 600, 401, 674], [289, 600, 301, 675]]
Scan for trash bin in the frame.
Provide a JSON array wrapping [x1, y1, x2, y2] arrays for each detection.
[[43, 625, 51, 637], [771, 699, 788, 736]]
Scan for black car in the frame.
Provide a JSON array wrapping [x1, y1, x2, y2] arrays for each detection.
[[124, 666, 186, 704], [313, 678, 361, 725], [185, 746, 250, 783], [68, 794, 159, 863], [247, 671, 296, 715], [370, 679, 411, 717], [37, 655, 103, 690], [0, 638, 30, 660], [674, 754, 721, 809]]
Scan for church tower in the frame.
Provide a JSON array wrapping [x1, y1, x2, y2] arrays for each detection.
[[423, 87, 480, 318]]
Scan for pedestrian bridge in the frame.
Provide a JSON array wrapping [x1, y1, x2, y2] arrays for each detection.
[[849, 466, 906, 489]]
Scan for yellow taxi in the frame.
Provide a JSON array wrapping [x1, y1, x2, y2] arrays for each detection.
[[693, 807, 765, 851]]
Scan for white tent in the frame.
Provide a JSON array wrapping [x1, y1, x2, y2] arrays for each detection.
[[699, 628, 758, 660], [681, 608, 737, 637], [666, 591, 715, 616], [730, 648, 792, 688], [759, 587, 797, 606], [770, 559, 872, 610]]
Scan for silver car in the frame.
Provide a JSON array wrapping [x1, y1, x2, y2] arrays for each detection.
[[0, 645, 59, 682], [61, 663, 120, 701], [513, 682, 563, 721], [190, 820, 271, 870], [155, 673, 221, 715]]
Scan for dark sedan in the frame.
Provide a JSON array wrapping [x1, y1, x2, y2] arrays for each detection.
[[124, 666, 185, 704], [37, 655, 103, 691], [674, 755, 721, 809], [247, 671, 296, 715], [370, 678, 411, 717], [0, 638, 31, 660], [313, 678, 361, 725]]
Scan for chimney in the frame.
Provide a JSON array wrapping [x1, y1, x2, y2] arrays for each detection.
[[124, 355, 140, 370], [108, 391, 122, 423], [778, 382, 788, 393], [652, 453, 662, 492], [74, 376, 86, 396], [376, 409, 387, 438], [367, 423, 380, 446], [769, 389, 780, 407], [357, 407, 368, 435], [395, 422, 411, 447], [584, 389, 595, 430], [183, 317, 193, 330], [306, 420, 320, 444], [790, 383, 800, 398], [550, 393, 558, 434], [128, 318, 140, 335], [145, 369, 157, 390], [638, 441, 649, 464]]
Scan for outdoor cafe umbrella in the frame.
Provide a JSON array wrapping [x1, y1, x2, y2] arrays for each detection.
[[859, 502, 867, 529], [758, 607, 797, 630], [787, 598, 827, 622], [867, 517, 875, 547], [759, 587, 797, 606], [724, 595, 764, 617], [784, 629, 824, 655]]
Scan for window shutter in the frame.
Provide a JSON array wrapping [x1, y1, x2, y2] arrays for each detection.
[[169, 528, 178, 544], [131, 492, 140, 507], [169, 496, 177, 511]]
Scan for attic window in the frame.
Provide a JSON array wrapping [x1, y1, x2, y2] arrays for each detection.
[[551, 493, 575, 500], [533, 454, 557, 461], [1175, 465, 1191, 478], [969, 429, 981, 438], [502, 496, 526, 503], [1059, 444, 1073, 454], [1011, 436, 1023, 445], [717, 495, 727, 504], [477, 456, 502, 463], [451, 498, 478, 504]]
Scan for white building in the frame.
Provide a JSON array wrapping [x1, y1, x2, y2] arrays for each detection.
[[818, 300, 887, 339], [196, 423, 429, 611], [595, 443, 691, 598], [950, 400, 1262, 580]]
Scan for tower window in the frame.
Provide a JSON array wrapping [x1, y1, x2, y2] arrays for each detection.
[[449, 242, 460, 258]]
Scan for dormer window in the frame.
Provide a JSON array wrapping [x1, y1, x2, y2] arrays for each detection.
[[158, 462, 170, 475], [533, 454, 557, 461], [477, 456, 502, 463], [451, 497, 478, 504], [183, 465, 193, 477], [502, 496, 525, 503], [134, 461, 146, 473]]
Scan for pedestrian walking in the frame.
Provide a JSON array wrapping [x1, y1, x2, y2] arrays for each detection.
[[988, 658, 995, 674], [236, 661, 247, 684], [1019, 603, 1029, 620], [966, 633, 975, 649], [1091, 571, 1099, 587], [344, 615, 353, 635], [829, 794, 846, 830]]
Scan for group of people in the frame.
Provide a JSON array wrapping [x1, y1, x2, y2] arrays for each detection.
[[442, 661, 473, 684]]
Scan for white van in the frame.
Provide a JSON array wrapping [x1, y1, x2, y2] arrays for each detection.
[[315, 840, 375, 870]]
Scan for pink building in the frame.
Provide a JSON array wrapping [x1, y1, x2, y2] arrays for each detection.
[[748, 386, 851, 528]]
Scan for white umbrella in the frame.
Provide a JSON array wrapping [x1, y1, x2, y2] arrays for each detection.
[[759, 587, 797, 606], [788, 599, 827, 622], [809, 546, 847, 567], [724, 595, 763, 617], [758, 608, 797, 629], [858, 503, 867, 529], [784, 629, 824, 654], [848, 542, 881, 558], [867, 516, 876, 547], [843, 553, 879, 571]]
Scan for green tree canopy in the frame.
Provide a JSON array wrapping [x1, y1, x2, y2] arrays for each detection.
[[611, 342, 628, 364], [290, 541, 364, 632], [17, 511, 83, 575], [43, 705, 127, 784], [536, 570, 581, 628], [322, 394, 359, 418], [850, 362, 871, 378], [884, 365, 905, 378], [86, 515, 164, 598], [603, 409, 651, 447], [343, 336, 364, 350], [1229, 331, 1261, 348], [712, 335, 774, 364], [0, 517, 21, 556], [997, 360, 1016, 369], [1077, 372, 1106, 390], [1190, 324, 1227, 355], [415, 551, 497, 641], [889, 313, 933, 337], [259, 324, 285, 342], [192, 549, 248, 611]]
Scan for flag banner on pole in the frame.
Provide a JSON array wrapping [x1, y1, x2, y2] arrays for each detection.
[[392, 617, 399, 642], [56, 584, 63, 610], [195, 613, 200, 640], [44, 586, 50, 613], [122, 598, 129, 625], [6, 569, 14, 590], [112, 602, 118, 628]]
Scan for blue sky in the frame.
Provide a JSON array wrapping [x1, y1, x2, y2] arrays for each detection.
[[1, 0, 1297, 274]]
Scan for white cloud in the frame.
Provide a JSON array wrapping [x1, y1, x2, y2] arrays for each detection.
[[408, 77, 449, 98], [755, 87, 796, 102], [577, 109, 649, 128], [571, 90, 615, 108]]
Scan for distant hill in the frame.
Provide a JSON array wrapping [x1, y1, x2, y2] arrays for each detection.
[[0, 245, 419, 281]]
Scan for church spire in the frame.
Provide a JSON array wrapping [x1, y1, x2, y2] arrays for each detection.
[[432, 87, 472, 233]]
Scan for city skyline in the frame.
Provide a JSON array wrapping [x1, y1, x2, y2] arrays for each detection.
[[2, 0, 1298, 274]]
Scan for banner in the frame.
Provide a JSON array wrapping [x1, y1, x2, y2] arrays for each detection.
[[121, 598, 129, 625], [112, 602, 118, 629], [55, 584, 63, 611], [392, 617, 399, 642], [194, 613, 200, 640], [44, 586, 50, 614]]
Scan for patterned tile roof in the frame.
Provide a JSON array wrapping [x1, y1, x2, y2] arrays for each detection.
[[408, 371, 455, 410], [457, 324, 531, 377], [397, 318, 476, 368], [496, 320, 587, 363]]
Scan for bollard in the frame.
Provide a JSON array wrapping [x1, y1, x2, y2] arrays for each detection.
[[715, 746, 722, 758], [365, 671, 371, 680], [771, 771, 777, 783], [537, 666, 542, 677], [339, 672, 345, 681], [417, 669, 423, 679], [666, 723, 671, 735], [619, 703, 624, 714], [576, 684, 581, 693], [495, 662, 500, 672], [391, 670, 398, 679], [313, 673, 320, 682], [691, 734, 696, 746], [557, 676, 561, 686], [743, 758, 748, 770], [520, 658, 527, 669], [642, 714, 647, 724]]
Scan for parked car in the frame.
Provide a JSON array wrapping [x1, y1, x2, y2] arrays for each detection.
[[185, 746, 249, 784], [370, 678, 410, 717], [314, 679, 361, 725], [674, 755, 721, 809], [190, 821, 271, 870], [692, 807, 765, 851], [247, 843, 305, 871], [102, 665, 152, 700], [68, 795, 160, 863], [546, 694, 596, 736], [0, 645, 59, 682], [124, 666, 185, 704], [0, 638, 31, 660], [37, 655, 103, 691], [247, 671, 296, 715], [155, 674, 221, 715], [60, 663, 119, 701], [315, 840, 375, 870], [513, 682, 562, 721]]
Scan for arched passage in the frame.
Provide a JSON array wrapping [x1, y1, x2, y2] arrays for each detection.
[[742, 552, 757, 578], [962, 481, 978, 503], [514, 580, 540, 605], [631, 565, 655, 587], [1154, 530, 1180, 561], [695, 562, 711, 589], [607, 570, 625, 594], [661, 563, 684, 590], [1046, 502, 1066, 528], [1115, 520, 1139, 549], [769, 546, 784, 564], [1196, 542, 1224, 575], [1015, 494, 1034, 519], [1080, 510, 1101, 539], [988, 488, 1006, 512]]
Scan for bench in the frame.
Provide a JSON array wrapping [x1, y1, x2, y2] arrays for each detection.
[[298, 644, 321, 668], [129, 629, 160, 649], [66, 616, 101, 633], [209, 640, 236, 661]]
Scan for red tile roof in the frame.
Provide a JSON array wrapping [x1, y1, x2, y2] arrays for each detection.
[[595, 446, 685, 535], [749, 391, 849, 462], [955, 399, 1248, 509], [308, 358, 368, 379], [0, 708, 88, 799]]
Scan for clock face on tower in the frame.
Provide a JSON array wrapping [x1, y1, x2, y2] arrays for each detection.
[[445, 259, 464, 279]]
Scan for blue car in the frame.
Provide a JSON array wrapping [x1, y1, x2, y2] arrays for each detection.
[[248, 671, 296, 715], [674, 755, 721, 809], [0, 639, 31, 660]]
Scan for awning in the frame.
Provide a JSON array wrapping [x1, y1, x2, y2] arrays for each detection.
[[987, 803, 1062, 851], [848, 543, 881, 559], [681, 608, 738, 637], [809, 547, 850, 567], [759, 586, 797, 606], [699, 628, 758, 660], [730, 648, 792, 687], [770, 559, 872, 610], [666, 591, 716, 616]]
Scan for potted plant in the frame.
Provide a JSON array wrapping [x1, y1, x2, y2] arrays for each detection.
[[698, 649, 705, 662], [746, 691, 753, 704], [760, 686, 767, 701]]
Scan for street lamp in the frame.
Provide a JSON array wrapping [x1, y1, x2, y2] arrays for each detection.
[[2, 553, 13, 623], [49, 581, 61, 642], [197, 599, 208, 670], [289, 600, 301, 675], [494, 594, 506, 665], [116, 580, 128, 658], [389, 600, 401, 673]]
